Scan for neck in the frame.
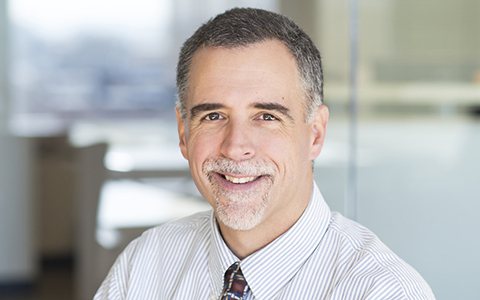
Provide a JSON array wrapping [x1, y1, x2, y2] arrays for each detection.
[[217, 180, 313, 260]]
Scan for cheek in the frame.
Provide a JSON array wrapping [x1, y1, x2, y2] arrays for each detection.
[[257, 132, 306, 164], [262, 130, 312, 171], [185, 134, 218, 206], [186, 132, 223, 181]]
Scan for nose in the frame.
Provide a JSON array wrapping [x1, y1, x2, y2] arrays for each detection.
[[220, 119, 255, 160]]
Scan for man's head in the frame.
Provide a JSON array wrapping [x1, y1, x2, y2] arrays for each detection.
[[175, 8, 328, 234], [176, 7, 323, 124]]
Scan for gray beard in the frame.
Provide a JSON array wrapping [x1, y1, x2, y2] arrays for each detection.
[[203, 157, 274, 230], [214, 181, 271, 230]]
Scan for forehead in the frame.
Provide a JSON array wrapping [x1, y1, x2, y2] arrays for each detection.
[[187, 40, 304, 109]]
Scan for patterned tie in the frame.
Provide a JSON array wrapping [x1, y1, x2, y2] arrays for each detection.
[[220, 262, 248, 299]]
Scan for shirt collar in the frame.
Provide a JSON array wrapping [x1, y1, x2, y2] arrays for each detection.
[[208, 210, 239, 296], [208, 182, 331, 299]]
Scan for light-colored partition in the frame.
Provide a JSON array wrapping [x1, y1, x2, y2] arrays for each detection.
[[75, 143, 108, 300], [0, 135, 36, 284], [0, 0, 36, 286]]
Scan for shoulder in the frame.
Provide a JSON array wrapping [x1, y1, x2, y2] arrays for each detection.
[[327, 212, 389, 255], [127, 210, 212, 259], [324, 212, 435, 299], [139, 210, 212, 241], [94, 210, 213, 299]]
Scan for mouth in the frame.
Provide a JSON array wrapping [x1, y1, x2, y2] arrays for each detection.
[[202, 157, 275, 192], [210, 172, 266, 195], [222, 174, 260, 184], [216, 172, 262, 185]]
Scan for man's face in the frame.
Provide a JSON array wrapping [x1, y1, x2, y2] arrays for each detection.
[[176, 40, 328, 232]]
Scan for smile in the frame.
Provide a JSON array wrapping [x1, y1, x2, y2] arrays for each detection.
[[223, 175, 258, 184]]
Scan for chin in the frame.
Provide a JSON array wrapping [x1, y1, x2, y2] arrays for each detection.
[[215, 195, 268, 231]]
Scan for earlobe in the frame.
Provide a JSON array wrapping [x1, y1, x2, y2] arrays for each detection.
[[175, 108, 188, 160], [309, 105, 329, 160]]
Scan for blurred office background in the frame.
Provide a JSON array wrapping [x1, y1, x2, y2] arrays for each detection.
[[0, 0, 479, 299]]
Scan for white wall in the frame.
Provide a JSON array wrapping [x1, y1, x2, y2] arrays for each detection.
[[0, 0, 36, 283]]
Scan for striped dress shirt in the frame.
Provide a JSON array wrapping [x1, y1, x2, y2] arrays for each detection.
[[94, 183, 435, 299]]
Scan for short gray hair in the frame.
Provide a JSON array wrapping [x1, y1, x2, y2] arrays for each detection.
[[176, 7, 323, 123]]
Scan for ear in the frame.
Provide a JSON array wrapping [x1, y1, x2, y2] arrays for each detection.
[[309, 105, 329, 160], [176, 107, 188, 160]]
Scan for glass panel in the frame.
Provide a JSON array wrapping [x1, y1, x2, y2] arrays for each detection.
[[314, 0, 351, 214], [317, 0, 480, 298], [357, 0, 479, 299]]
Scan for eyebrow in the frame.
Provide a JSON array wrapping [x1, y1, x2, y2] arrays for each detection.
[[252, 102, 294, 122], [189, 101, 294, 121], [190, 103, 226, 120]]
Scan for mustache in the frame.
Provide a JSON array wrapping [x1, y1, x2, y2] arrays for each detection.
[[203, 157, 275, 177]]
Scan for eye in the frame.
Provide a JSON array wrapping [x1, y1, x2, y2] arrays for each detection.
[[204, 112, 223, 121], [259, 113, 277, 121]]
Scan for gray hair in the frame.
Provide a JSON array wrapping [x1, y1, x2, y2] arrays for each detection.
[[176, 7, 323, 123]]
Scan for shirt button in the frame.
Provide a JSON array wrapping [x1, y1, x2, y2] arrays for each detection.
[[209, 294, 216, 300]]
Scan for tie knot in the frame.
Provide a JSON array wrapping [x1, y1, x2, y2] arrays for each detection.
[[221, 262, 248, 299]]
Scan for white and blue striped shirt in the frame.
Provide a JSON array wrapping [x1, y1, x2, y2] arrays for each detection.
[[94, 183, 435, 299]]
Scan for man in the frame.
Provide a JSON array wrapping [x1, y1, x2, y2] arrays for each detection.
[[94, 8, 435, 299]]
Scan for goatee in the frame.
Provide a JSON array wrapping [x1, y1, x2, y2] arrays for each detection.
[[203, 157, 275, 230]]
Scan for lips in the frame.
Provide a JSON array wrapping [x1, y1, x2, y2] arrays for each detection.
[[213, 172, 266, 194]]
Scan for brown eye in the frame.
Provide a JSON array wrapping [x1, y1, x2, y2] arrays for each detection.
[[261, 113, 277, 121], [205, 112, 222, 120]]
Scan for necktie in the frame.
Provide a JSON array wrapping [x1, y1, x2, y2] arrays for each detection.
[[220, 262, 248, 299]]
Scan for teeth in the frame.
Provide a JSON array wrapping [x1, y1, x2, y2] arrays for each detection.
[[224, 175, 256, 184]]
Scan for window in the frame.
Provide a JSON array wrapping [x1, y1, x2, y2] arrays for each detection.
[[8, 0, 277, 136]]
